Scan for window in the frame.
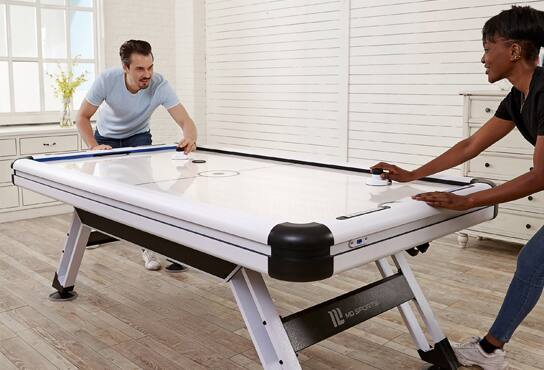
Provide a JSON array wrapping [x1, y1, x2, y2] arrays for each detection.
[[0, 0, 99, 125]]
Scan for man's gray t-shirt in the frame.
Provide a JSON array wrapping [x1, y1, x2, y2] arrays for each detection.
[[85, 68, 179, 139]]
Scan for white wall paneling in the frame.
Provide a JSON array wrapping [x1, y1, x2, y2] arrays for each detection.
[[176, 0, 207, 144], [205, 0, 344, 161], [347, 1, 544, 174], [204, 0, 544, 172]]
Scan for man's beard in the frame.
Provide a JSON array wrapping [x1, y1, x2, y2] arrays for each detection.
[[139, 79, 150, 89]]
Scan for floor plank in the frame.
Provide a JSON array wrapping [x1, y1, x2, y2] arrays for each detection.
[[0, 214, 542, 369]]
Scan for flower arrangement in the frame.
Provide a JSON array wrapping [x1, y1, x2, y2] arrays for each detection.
[[47, 61, 87, 127]]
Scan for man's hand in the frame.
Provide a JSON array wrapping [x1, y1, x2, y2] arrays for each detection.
[[168, 104, 198, 154], [412, 192, 474, 211], [178, 137, 196, 154], [371, 162, 416, 183], [90, 144, 112, 150]]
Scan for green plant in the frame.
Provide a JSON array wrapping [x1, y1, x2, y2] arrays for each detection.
[[47, 59, 88, 127], [47, 61, 88, 101]]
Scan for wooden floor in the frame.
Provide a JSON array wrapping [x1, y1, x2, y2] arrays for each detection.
[[0, 214, 542, 370]]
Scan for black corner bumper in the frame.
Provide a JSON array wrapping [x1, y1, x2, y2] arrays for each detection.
[[267, 222, 334, 282]]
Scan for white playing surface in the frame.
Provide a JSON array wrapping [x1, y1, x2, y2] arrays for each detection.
[[51, 149, 456, 223]]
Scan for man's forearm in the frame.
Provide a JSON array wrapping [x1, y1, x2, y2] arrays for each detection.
[[412, 139, 476, 179], [178, 118, 197, 141], [77, 116, 98, 148]]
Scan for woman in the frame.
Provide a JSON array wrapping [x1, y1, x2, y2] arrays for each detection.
[[372, 6, 544, 370]]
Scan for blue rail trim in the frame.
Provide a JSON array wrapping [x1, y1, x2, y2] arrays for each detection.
[[34, 145, 177, 163]]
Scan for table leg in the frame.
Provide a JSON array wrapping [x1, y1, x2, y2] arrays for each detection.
[[393, 253, 445, 342], [50, 211, 91, 301], [375, 258, 431, 351], [391, 253, 459, 370], [229, 268, 300, 370]]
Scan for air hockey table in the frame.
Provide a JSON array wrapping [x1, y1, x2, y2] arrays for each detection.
[[11, 144, 497, 370]]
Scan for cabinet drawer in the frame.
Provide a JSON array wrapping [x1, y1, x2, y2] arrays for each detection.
[[0, 185, 19, 209], [21, 189, 56, 206], [467, 153, 532, 180], [20, 135, 78, 155], [0, 139, 17, 157], [492, 179, 544, 213], [469, 98, 502, 123], [469, 209, 544, 240], [505, 192, 544, 213], [0, 160, 12, 183], [469, 126, 530, 155]]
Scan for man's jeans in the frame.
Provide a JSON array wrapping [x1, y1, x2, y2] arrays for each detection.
[[94, 130, 152, 148]]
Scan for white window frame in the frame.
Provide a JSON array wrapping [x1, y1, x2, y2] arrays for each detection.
[[0, 0, 104, 126]]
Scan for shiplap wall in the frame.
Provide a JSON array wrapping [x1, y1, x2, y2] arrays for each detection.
[[205, 0, 344, 161], [348, 0, 544, 174], [204, 0, 544, 171], [175, 0, 207, 143]]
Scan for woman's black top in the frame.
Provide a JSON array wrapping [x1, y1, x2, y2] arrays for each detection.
[[495, 66, 544, 146]]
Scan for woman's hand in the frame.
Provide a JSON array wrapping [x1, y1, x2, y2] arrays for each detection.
[[371, 162, 416, 183], [412, 192, 474, 210]]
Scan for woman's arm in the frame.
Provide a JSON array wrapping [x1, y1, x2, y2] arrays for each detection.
[[413, 116, 515, 179], [414, 136, 544, 210], [373, 116, 515, 182]]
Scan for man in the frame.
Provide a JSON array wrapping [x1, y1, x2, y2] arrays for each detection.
[[76, 39, 197, 272]]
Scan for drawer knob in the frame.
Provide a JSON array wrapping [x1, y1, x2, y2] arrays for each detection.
[[42, 142, 56, 147], [528, 196, 534, 201], [526, 224, 532, 229], [485, 107, 492, 113], [530, 167, 534, 171], [484, 162, 491, 168]]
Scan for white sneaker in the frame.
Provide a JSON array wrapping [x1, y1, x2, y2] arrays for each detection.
[[142, 250, 161, 270], [86, 243, 104, 250], [453, 336, 508, 370]]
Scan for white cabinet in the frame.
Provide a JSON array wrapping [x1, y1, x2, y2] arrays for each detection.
[[459, 91, 540, 247], [0, 186, 19, 209], [0, 160, 13, 183], [0, 124, 82, 223], [19, 134, 78, 155], [0, 139, 17, 157]]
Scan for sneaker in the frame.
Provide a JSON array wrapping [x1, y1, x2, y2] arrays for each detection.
[[86, 244, 104, 250], [453, 336, 508, 370], [142, 250, 161, 270], [165, 262, 188, 273]]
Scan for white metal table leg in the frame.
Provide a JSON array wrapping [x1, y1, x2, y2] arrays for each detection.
[[392, 252, 446, 343], [229, 268, 300, 370], [375, 258, 431, 351], [52, 211, 91, 298]]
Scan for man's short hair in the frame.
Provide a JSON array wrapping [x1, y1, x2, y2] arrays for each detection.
[[119, 40, 153, 67]]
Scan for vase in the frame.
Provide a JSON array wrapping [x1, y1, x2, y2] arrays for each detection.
[[60, 98, 73, 128]]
